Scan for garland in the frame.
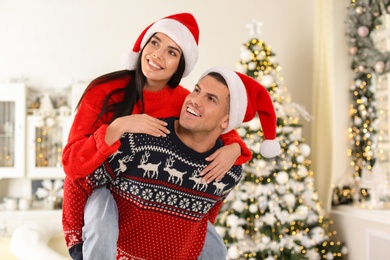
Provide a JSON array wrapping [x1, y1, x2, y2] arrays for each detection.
[[345, 0, 390, 177]]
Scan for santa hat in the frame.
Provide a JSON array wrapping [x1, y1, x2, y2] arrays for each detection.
[[124, 13, 199, 77], [200, 67, 281, 158]]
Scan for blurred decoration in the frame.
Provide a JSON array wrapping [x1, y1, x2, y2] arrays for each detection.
[[344, 0, 390, 210], [345, 0, 390, 177], [35, 179, 64, 209], [215, 20, 347, 260]]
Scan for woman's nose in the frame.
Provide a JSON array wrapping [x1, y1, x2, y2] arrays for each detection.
[[152, 49, 162, 59]]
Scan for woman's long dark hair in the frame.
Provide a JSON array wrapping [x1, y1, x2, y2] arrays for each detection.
[[76, 34, 186, 125]]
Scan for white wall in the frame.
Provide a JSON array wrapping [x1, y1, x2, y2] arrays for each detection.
[[0, 1, 367, 255], [0, 0, 357, 203], [0, 0, 314, 144]]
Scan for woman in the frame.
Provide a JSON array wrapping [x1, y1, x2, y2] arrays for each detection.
[[62, 13, 251, 259]]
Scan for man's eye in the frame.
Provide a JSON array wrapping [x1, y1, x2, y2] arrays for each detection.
[[208, 97, 216, 103]]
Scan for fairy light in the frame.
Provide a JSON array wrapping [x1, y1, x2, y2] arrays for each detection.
[[215, 20, 347, 260]]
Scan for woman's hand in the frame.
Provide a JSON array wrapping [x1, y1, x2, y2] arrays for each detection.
[[200, 143, 241, 183], [105, 114, 169, 145], [119, 114, 170, 136]]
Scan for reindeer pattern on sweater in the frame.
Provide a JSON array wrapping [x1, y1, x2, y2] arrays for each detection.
[[88, 117, 242, 259]]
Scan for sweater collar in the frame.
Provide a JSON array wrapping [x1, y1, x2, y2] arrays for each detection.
[[143, 86, 174, 101], [165, 117, 223, 159]]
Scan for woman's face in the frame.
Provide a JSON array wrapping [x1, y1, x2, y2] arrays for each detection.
[[141, 32, 182, 88]]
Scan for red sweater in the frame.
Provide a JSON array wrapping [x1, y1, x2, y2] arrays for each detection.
[[65, 118, 243, 259], [62, 75, 251, 180], [62, 74, 251, 254]]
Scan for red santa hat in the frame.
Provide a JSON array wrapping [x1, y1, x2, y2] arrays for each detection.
[[124, 13, 199, 77], [200, 67, 281, 158]]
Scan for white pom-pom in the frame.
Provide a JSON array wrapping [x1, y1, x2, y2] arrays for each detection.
[[260, 140, 281, 158], [121, 51, 140, 70]]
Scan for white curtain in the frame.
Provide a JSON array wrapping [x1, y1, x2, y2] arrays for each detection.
[[312, 0, 335, 212]]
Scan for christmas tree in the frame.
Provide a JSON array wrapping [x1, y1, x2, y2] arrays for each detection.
[[344, 0, 390, 207], [215, 21, 347, 260]]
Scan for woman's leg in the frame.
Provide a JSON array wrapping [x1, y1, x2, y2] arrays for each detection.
[[198, 221, 227, 260], [82, 186, 118, 260]]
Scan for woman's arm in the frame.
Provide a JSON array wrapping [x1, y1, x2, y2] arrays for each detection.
[[62, 87, 170, 180], [200, 129, 251, 183], [105, 114, 170, 145], [62, 95, 121, 180]]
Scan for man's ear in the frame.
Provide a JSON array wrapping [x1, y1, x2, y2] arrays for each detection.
[[221, 115, 229, 131]]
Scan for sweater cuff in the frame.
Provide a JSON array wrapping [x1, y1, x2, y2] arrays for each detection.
[[69, 243, 83, 260], [94, 124, 121, 156]]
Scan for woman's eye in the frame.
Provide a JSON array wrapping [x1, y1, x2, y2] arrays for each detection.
[[169, 51, 177, 57]]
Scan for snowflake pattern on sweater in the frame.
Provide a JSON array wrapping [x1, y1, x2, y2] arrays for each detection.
[[61, 79, 250, 258], [87, 117, 243, 259]]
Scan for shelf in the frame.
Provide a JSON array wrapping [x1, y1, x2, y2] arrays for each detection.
[[0, 208, 62, 217], [0, 204, 62, 216], [0, 202, 63, 234], [0, 134, 14, 138], [331, 205, 390, 225]]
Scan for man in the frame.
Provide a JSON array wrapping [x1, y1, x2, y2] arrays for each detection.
[[66, 67, 280, 259]]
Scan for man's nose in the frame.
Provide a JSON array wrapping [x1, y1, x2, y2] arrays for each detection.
[[191, 96, 201, 107]]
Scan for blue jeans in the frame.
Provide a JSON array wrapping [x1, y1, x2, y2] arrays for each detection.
[[82, 186, 118, 260], [197, 221, 227, 260], [82, 186, 226, 260]]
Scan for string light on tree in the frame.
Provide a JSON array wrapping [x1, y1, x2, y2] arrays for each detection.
[[345, 0, 390, 178], [215, 21, 347, 259]]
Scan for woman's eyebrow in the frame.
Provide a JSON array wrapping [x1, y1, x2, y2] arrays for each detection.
[[152, 35, 182, 54]]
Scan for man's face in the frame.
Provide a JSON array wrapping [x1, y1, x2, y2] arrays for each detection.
[[179, 74, 230, 134]]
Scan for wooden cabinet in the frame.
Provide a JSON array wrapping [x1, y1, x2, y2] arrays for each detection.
[[0, 83, 26, 178], [331, 206, 390, 260], [0, 83, 73, 180], [26, 115, 72, 179]]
